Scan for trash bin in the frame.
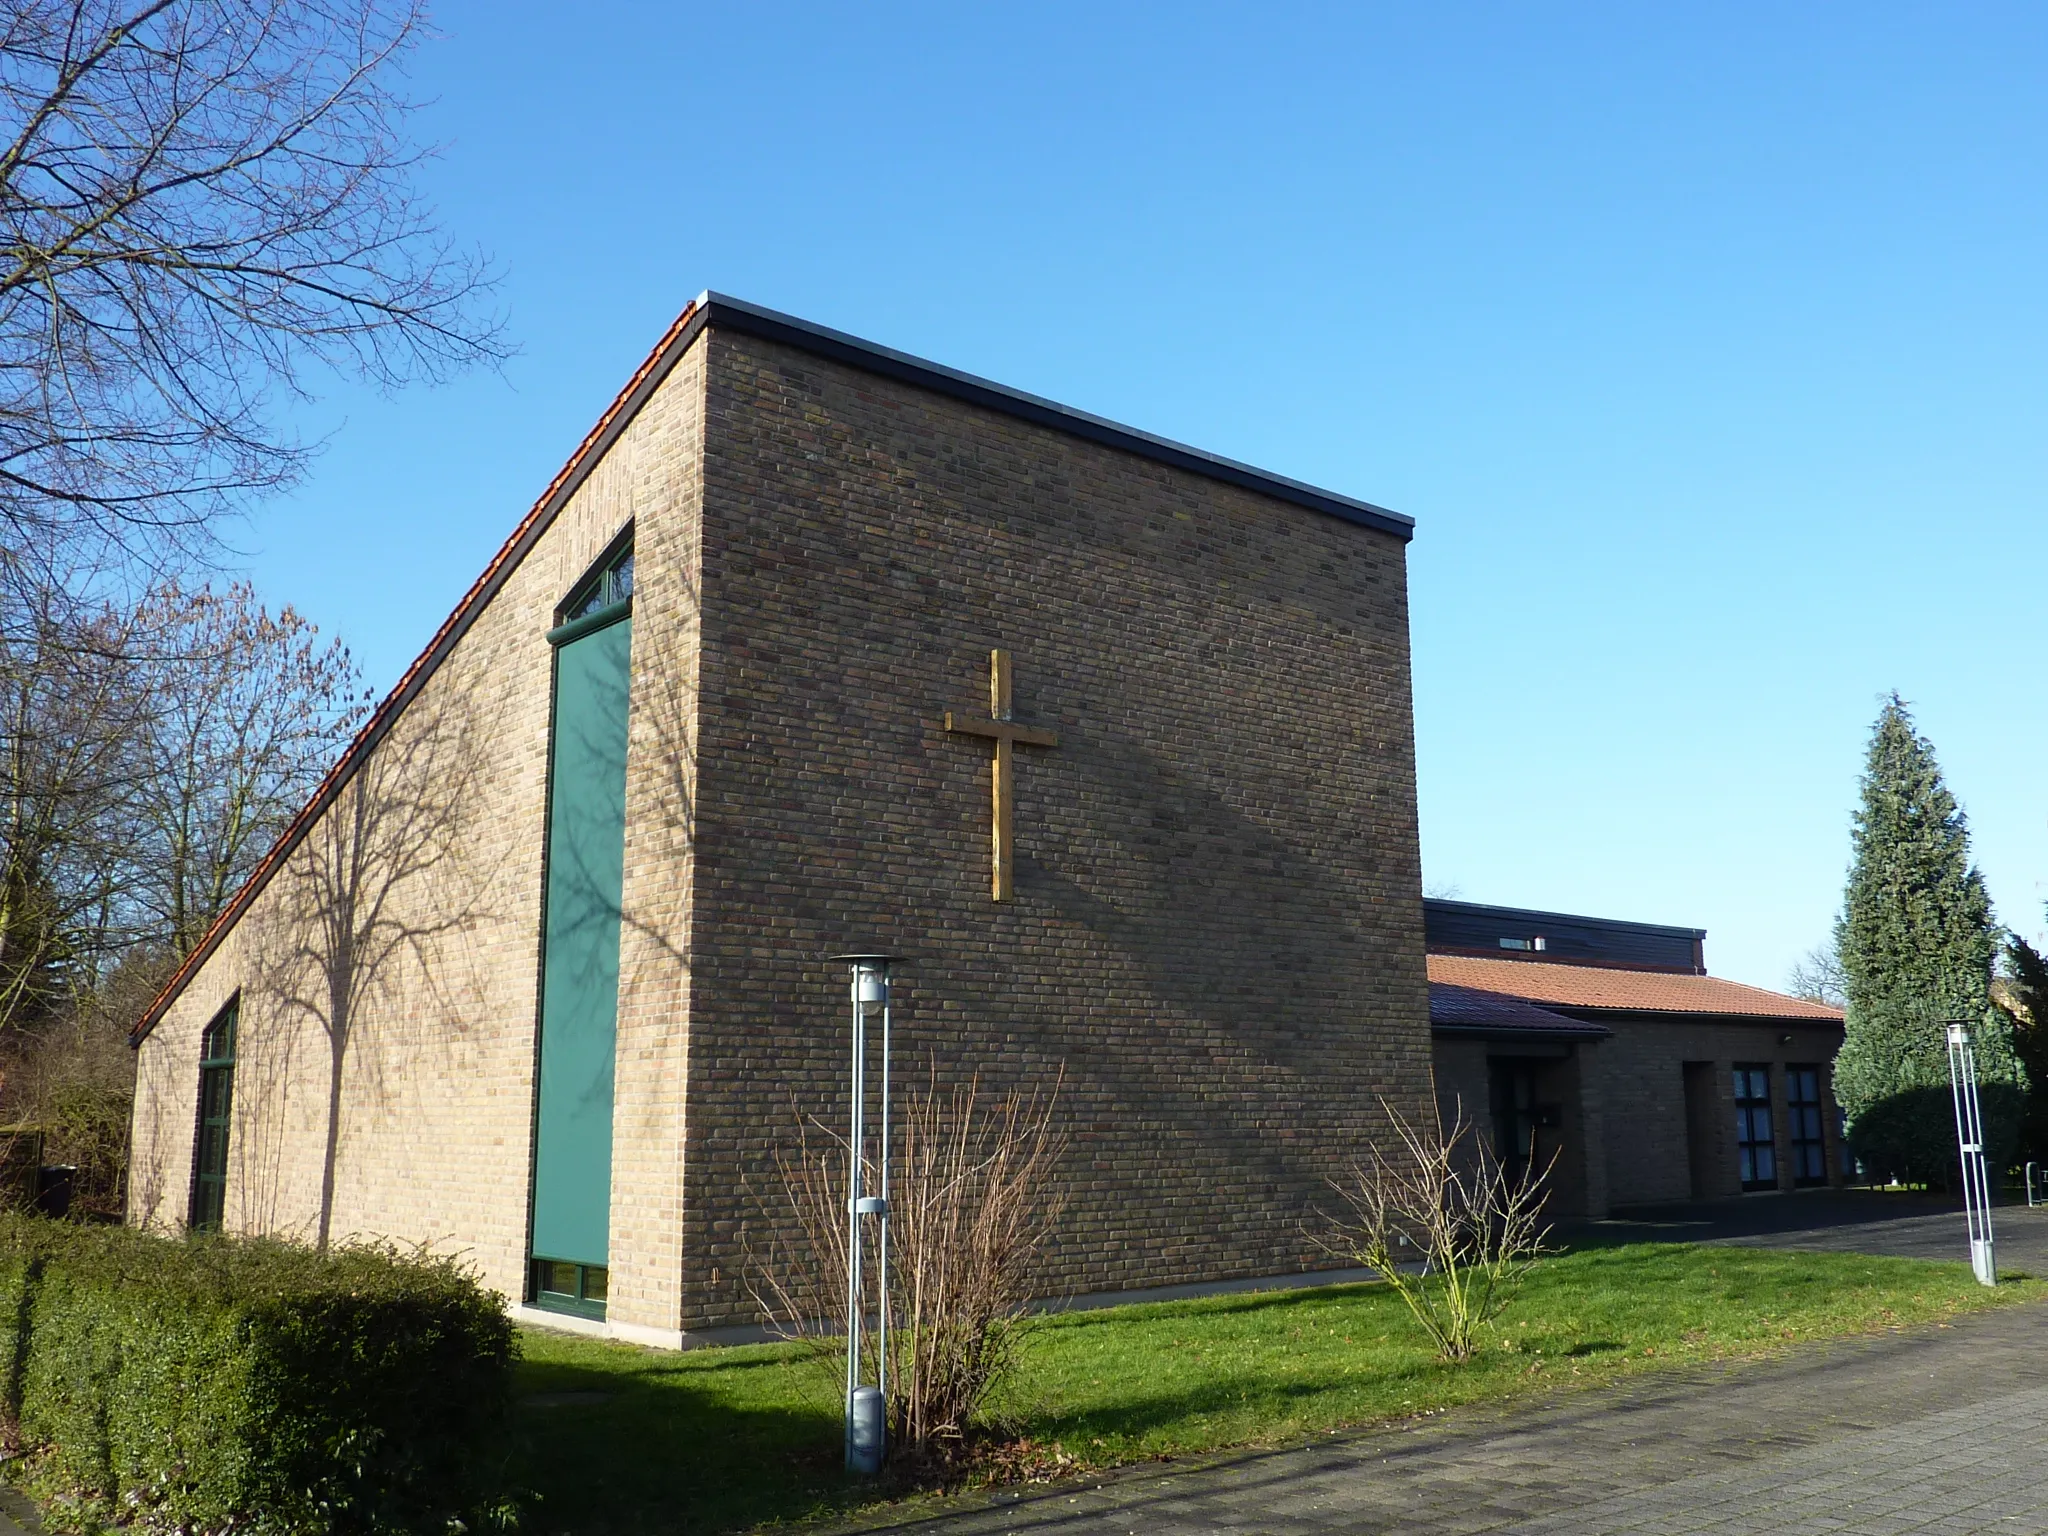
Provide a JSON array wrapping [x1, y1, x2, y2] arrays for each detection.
[[34, 1164, 75, 1220]]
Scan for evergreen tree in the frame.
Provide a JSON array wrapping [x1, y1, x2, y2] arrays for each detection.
[[1997, 930, 2048, 1164], [1832, 696, 2026, 1183]]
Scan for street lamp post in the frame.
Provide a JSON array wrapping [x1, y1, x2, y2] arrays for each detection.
[[1945, 1020, 1997, 1288], [830, 953, 899, 1474]]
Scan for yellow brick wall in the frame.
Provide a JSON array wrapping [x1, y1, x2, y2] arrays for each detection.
[[128, 343, 708, 1328], [677, 329, 1432, 1326], [130, 317, 1432, 1337]]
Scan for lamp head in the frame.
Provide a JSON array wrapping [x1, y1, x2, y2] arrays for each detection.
[[829, 953, 903, 1016]]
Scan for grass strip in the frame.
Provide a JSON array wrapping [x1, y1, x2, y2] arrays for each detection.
[[508, 1243, 2041, 1534]]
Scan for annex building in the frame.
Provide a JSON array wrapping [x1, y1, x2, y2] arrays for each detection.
[[127, 294, 1435, 1346], [1426, 899, 1847, 1219]]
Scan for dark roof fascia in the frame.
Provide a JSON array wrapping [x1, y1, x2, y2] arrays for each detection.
[[1430, 1022, 1613, 1042], [1423, 898, 1705, 944], [692, 292, 1415, 542], [1530, 1004, 1846, 1028]]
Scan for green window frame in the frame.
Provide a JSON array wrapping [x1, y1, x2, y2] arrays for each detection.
[[189, 997, 239, 1232], [528, 527, 634, 1322], [529, 1258, 609, 1319], [558, 530, 635, 626]]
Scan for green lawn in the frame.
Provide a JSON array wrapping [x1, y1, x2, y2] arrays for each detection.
[[507, 1245, 2041, 1535]]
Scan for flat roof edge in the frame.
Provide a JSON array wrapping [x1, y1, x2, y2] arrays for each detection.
[[1424, 897, 1707, 942], [693, 292, 1415, 542]]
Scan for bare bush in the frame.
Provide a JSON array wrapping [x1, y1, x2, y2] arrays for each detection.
[[1319, 1099, 1554, 1362], [751, 1071, 1065, 1465]]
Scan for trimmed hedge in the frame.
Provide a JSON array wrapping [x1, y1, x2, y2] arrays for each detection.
[[0, 1215, 515, 1535]]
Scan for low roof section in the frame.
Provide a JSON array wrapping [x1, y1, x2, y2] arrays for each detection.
[[1427, 954, 1845, 1026], [1429, 981, 1612, 1042]]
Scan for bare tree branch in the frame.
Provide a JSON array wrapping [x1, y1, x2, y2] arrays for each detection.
[[0, 0, 504, 568]]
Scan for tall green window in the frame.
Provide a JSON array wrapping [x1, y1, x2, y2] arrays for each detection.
[[529, 533, 633, 1318], [189, 998, 238, 1232]]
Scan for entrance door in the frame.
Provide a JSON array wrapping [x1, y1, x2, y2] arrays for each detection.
[[1734, 1064, 1777, 1191], [1489, 1060, 1543, 1181]]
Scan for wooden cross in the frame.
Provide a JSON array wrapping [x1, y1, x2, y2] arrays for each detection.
[[944, 649, 1057, 901]]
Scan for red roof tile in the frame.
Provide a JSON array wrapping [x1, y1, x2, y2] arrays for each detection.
[[1426, 955, 1845, 1022]]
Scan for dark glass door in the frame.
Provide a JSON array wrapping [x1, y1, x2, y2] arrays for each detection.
[[1490, 1060, 1542, 1181], [1734, 1064, 1776, 1191], [1787, 1067, 1827, 1186]]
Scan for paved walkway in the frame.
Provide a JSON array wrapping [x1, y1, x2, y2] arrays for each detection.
[[860, 1214, 2048, 1534], [1588, 1191, 2048, 1275]]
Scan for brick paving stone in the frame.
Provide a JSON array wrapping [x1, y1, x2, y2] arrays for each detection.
[[856, 1297, 2048, 1535]]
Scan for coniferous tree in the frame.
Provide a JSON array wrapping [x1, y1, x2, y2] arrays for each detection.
[[1998, 930, 2048, 1165], [1832, 696, 2026, 1184]]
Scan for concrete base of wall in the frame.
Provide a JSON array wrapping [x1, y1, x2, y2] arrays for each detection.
[[509, 1304, 694, 1351]]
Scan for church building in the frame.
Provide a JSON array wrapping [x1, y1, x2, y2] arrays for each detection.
[[127, 295, 1435, 1346]]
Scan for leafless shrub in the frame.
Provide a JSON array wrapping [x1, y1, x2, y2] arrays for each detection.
[[1318, 1098, 1554, 1362], [750, 1070, 1066, 1465]]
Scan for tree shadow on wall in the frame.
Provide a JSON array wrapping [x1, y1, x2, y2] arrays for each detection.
[[1017, 726, 1422, 1204], [247, 690, 496, 1248]]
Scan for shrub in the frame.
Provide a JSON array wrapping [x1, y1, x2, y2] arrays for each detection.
[[1318, 1100, 1553, 1363], [750, 1072, 1066, 1466], [0, 1214, 514, 1535]]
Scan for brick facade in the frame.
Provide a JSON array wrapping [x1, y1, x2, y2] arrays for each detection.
[[128, 302, 1433, 1340], [1433, 1019, 1849, 1218]]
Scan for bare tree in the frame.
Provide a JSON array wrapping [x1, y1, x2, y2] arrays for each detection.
[[0, 572, 360, 1036], [125, 578, 364, 954], [1788, 939, 1848, 1008], [0, 0, 502, 571], [0, 580, 151, 1026], [1318, 1099, 1554, 1363], [10, 943, 152, 1216]]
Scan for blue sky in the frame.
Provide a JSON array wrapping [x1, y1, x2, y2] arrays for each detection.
[[241, 3, 2048, 989]]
